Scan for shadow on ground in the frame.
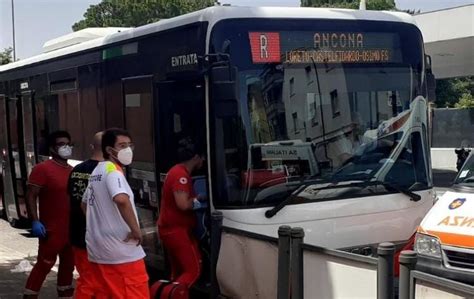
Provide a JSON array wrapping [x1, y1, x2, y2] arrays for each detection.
[[0, 258, 57, 299]]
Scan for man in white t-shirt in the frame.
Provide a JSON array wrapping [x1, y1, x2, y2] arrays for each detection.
[[81, 128, 149, 299]]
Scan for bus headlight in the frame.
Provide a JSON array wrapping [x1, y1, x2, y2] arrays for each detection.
[[415, 233, 441, 258]]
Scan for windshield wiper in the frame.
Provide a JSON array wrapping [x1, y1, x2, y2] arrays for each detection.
[[265, 183, 311, 218], [264, 180, 421, 218], [265, 180, 359, 218], [372, 180, 422, 202]]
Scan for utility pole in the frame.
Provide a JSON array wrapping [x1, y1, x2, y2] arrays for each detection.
[[11, 0, 16, 61]]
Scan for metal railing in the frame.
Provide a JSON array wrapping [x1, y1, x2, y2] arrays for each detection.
[[210, 212, 474, 299], [399, 250, 474, 299]]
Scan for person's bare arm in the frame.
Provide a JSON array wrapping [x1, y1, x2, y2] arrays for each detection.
[[26, 185, 41, 221], [80, 202, 87, 215], [174, 191, 194, 211], [113, 193, 142, 245]]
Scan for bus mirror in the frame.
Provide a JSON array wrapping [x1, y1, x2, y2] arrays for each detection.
[[425, 54, 432, 73], [425, 54, 436, 102], [210, 65, 238, 103], [427, 72, 436, 103]]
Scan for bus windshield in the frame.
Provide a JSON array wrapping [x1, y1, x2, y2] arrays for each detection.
[[210, 18, 430, 207]]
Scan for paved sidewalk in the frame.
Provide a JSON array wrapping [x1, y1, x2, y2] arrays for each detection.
[[0, 219, 59, 299]]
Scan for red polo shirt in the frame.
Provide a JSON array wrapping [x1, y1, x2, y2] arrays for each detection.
[[158, 164, 196, 230], [28, 159, 72, 234]]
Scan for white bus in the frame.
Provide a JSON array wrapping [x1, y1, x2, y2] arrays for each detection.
[[0, 6, 436, 294]]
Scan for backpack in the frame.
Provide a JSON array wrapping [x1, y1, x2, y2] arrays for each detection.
[[150, 280, 189, 299]]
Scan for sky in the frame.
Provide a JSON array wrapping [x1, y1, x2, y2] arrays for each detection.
[[1, 0, 473, 60]]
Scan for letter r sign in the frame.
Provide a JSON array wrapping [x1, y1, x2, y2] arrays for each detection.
[[249, 32, 281, 63]]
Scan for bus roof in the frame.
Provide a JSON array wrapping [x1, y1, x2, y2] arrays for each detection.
[[0, 6, 416, 73]]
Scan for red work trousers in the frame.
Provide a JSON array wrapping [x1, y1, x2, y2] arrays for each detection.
[[25, 231, 74, 297], [159, 227, 202, 289], [72, 247, 108, 299], [91, 259, 150, 299]]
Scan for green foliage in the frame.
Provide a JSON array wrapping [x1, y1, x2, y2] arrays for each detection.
[[455, 93, 474, 109], [301, 0, 395, 10], [73, 0, 215, 31], [436, 77, 474, 108], [0, 48, 13, 65]]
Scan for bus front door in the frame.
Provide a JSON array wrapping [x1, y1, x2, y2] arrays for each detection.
[[155, 79, 209, 294], [121, 76, 164, 275]]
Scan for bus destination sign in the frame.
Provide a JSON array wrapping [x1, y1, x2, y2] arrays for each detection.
[[249, 31, 400, 64]]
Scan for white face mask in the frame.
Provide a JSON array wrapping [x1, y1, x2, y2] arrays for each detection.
[[57, 145, 72, 159], [116, 147, 133, 166]]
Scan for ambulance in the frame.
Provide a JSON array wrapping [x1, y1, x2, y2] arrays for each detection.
[[415, 153, 474, 285], [243, 140, 318, 189]]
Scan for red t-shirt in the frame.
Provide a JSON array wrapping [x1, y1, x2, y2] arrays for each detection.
[[158, 164, 196, 230], [28, 159, 72, 233]]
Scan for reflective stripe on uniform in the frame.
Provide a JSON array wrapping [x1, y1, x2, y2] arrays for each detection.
[[57, 284, 74, 291], [24, 289, 39, 295]]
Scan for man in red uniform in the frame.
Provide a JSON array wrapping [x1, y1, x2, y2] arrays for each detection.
[[24, 131, 75, 298], [158, 137, 206, 295]]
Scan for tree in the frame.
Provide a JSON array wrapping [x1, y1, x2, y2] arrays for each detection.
[[0, 47, 13, 65], [436, 76, 474, 108], [301, 0, 396, 10], [73, 0, 215, 31], [455, 93, 474, 109]]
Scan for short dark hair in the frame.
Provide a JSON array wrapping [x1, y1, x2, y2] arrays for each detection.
[[177, 137, 205, 162], [47, 130, 71, 148], [102, 128, 131, 159]]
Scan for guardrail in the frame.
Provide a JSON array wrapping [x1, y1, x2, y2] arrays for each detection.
[[279, 227, 388, 299], [210, 212, 474, 299], [408, 270, 473, 299]]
